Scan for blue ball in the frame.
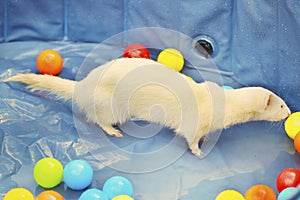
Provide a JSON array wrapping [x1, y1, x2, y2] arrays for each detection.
[[79, 189, 108, 200], [103, 176, 134, 199], [221, 85, 234, 90], [63, 160, 93, 190], [278, 187, 300, 200]]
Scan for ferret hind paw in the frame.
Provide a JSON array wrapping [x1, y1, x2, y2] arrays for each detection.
[[191, 148, 205, 158]]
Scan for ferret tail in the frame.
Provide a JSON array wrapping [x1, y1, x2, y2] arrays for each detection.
[[3, 73, 75, 100]]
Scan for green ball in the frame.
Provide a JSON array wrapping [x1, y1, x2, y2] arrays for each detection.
[[33, 158, 63, 189]]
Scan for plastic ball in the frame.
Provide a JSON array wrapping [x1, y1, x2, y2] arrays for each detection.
[[284, 112, 300, 139], [294, 132, 300, 154], [185, 75, 194, 81], [36, 49, 63, 75], [222, 85, 234, 90], [123, 43, 150, 59], [103, 176, 134, 199], [79, 189, 108, 200], [4, 188, 34, 200], [244, 184, 276, 200], [112, 195, 135, 200], [33, 158, 63, 189], [276, 168, 300, 193], [157, 48, 184, 72], [63, 159, 93, 190], [215, 190, 245, 200], [36, 190, 64, 200], [278, 187, 299, 200]]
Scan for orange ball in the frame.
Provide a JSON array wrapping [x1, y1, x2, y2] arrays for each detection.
[[244, 184, 276, 200], [36, 50, 63, 75], [294, 132, 300, 154], [36, 190, 64, 200]]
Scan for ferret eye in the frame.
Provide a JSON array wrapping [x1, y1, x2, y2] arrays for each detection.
[[281, 105, 284, 108]]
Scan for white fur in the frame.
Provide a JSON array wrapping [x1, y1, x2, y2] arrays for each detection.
[[4, 58, 291, 156]]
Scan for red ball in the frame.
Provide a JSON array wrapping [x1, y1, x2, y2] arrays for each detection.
[[123, 43, 150, 59], [294, 132, 300, 154], [276, 168, 300, 193]]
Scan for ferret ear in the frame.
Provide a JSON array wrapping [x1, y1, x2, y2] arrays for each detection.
[[263, 94, 273, 110]]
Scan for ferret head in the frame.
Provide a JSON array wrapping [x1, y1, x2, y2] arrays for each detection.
[[251, 88, 291, 122]]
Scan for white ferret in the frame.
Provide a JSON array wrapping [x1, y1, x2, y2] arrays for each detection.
[[4, 58, 291, 156]]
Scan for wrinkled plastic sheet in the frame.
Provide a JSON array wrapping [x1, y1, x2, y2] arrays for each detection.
[[0, 0, 300, 199], [0, 40, 299, 200]]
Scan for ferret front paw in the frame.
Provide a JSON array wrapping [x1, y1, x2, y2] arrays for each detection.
[[101, 126, 123, 137], [189, 142, 205, 157]]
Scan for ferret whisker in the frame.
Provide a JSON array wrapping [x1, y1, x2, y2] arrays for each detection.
[[266, 121, 276, 132], [273, 121, 284, 134]]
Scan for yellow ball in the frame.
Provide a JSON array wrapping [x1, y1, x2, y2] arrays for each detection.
[[4, 188, 34, 200], [157, 48, 184, 72], [215, 190, 245, 200], [285, 112, 300, 139], [185, 75, 194, 81], [112, 195, 134, 200]]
